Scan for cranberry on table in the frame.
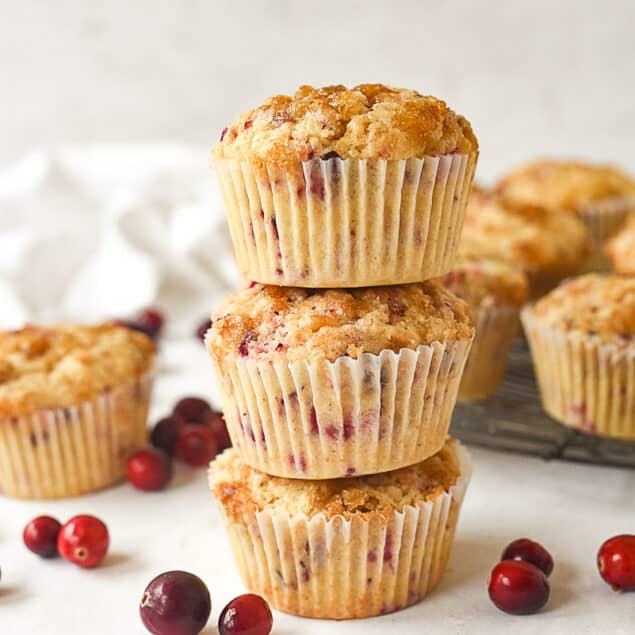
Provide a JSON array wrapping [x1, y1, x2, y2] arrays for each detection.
[[175, 424, 218, 467], [597, 534, 635, 591], [127, 449, 173, 491], [151, 416, 185, 456], [196, 319, 212, 343], [135, 307, 165, 338], [57, 515, 109, 568], [488, 560, 550, 615], [219, 593, 273, 635], [501, 538, 554, 577], [140, 570, 211, 635], [206, 411, 232, 451], [23, 515, 61, 558], [173, 397, 212, 424]]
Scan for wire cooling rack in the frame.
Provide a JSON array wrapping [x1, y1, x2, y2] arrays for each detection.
[[450, 341, 635, 469]]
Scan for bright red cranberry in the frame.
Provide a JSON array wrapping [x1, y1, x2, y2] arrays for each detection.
[[140, 570, 211, 635], [151, 416, 185, 456], [488, 560, 550, 615], [501, 538, 554, 577], [218, 594, 273, 635], [196, 319, 211, 343], [598, 534, 635, 591], [127, 449, 173, 491], [175, 424, 217, 467], [23, 516, 61, 558], [135, 307, 165, 338], [206, 412, 232, 451], [173, 397, 212, 424], [58, 515, 109, 568]]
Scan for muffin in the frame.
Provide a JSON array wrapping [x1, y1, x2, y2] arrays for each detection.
[[439, 259, 528, 401], [460, 187, 589, 299], [606, 214, 635, 274], [210, 438, 471, 619], [211, 84, 479, 287], [205, 282, 474, 479], [522, 274, 635, 440], [0, 323, 155, 499], [497, 160, 635, 265]]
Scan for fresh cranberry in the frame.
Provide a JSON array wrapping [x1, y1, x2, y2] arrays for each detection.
[[206, 412, 232, 451], [58, 515, 109, 568], [173, 397, 212, 424], [597, 534, 635, 591], [488, 560, 549, 615], [140, 570, 211, 635], [151, 416, 185, 456], [196, 319, 211, 343], [501, 538, 554, 577], [175, 425, 217, 467], [127, 449, 173, 491], [23, 516, 61, 558], [135, 307, 165, 338], [218, 594, 273, 635]]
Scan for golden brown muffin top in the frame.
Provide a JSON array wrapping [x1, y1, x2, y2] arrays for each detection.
[[210, 439, 461, 522], [529, 274, 635, 345], [211, 84, 478, 164], [459, 188, 589, 272], [606, 214, 635, 275], [0, 323, 155, 418], [437, 259, 528, 308], [497, 160, 635, 211], [206, 282, 474, 366]]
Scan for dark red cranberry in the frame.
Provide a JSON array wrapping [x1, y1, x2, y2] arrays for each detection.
[[175, 425, 217, 467], [127, 449, 173, 491], [206, 412, 232, 451], [151, 416, 185, 456], [320, 150, 340, 161], [57, 515, 109, 568], [501, 538, 554, 577], [140, 570, 211, 635], [196, 319, 211, 342], [173, 397, 212, 424], [598, 534, 635, 591], [220, 127, 228, 142], [23, 515, 61, 558], [135, 307, 165, 338], [218, 593, 273, 635], [118, 319, 156, 340], [488, 560, 549, 615]]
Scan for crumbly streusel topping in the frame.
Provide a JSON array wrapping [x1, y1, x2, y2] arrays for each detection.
[[206, 282, 474, 366], [529, 274, 635, 344], [211, 84, 478, 163], [0, 323, 155, 418], [606, 214, 635, 275], [210, 439, 460, 522]]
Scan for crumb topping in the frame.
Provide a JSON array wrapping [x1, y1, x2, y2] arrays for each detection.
[[606, 214, 635, 274]]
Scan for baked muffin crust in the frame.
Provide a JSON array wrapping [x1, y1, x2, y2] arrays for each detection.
[[0, 323, 155, 418], [212, 84, 478, 163], [606, 214, 635, 274], [206, 282, 474, 365], [210, 439, 460, 522]]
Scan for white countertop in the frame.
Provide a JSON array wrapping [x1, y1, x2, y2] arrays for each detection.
[[2, 338, 634, 634]]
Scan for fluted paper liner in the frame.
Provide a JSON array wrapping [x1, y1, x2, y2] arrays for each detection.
[[212, 441, 471, 620], [213, 153, 477, 287], [210, 338, 473, 479], [0, 372, 153, 499], [522, 308, 635, 440], [459, 304, 520, 402]]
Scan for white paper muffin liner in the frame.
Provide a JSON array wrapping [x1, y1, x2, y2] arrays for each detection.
[[521, 308, 635, 440], [212, 441, 472, 620], [213, 153, 477, 287], [0, 372, 153, 499], [210, 337, 473, 479], [458, 304, 520, 401]]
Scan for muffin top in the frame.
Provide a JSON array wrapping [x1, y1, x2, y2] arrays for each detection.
[[459, 188, 589, 272], [0, 323, 155, 418], [212, 84, 478, 164], [207, 282, 474, 365], [210, 439, 462, 522], [438, 259, 528, 308], [606, 214, 635, 274], [528, 274, 635, 346], [497, 160, 635, 211]]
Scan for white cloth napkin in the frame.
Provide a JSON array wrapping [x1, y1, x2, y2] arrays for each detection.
[[0, 144, 242, 334]]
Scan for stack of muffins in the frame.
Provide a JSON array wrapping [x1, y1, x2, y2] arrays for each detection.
[[205, 84, 480, 619]]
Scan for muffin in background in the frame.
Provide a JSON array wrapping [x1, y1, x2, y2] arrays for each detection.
[[606, 214, 635, 274], [460, 186, 589, 299], [522, 274, 635, 440], [439, 259, 528, 401], [0, 323, 155, 499], [206, 282, 474, 479], [209, 438, 472, 619], [212, 84, 478, 287], [497, 160, 635, 267]]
